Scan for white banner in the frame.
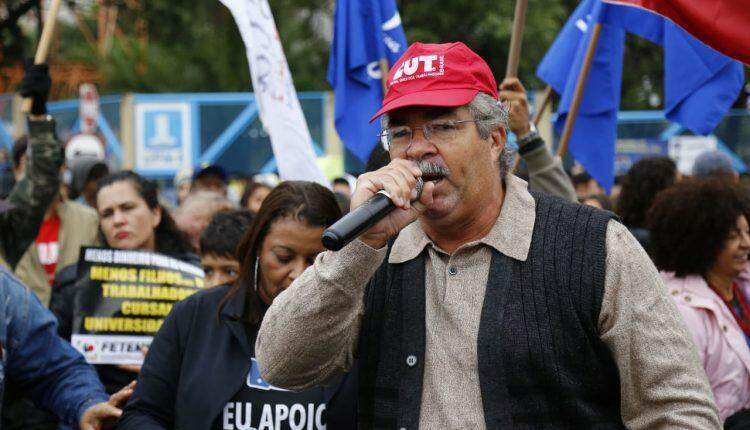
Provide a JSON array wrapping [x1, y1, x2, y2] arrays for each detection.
[[669, 135, 718, 175], [219, 0, 329, 187]]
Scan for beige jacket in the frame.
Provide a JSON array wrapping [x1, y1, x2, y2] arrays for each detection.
[[15, 200, 100, 306], [256, 175, 721, 429]]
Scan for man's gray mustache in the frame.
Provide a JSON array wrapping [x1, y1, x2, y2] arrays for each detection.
[[414, 160, 450, 178]]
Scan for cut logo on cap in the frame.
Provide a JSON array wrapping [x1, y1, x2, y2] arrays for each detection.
[[391, 55, 445, 85]]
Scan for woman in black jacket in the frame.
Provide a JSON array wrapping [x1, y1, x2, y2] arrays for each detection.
[[118, 181, 356, 429], [50, 171, 198, 394]]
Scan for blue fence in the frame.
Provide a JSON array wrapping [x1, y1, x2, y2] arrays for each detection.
[[1, 91, 749, 179], [610, 110, 750, 175]]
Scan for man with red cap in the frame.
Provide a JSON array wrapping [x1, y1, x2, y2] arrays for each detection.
[[256, 42, 719, 428]]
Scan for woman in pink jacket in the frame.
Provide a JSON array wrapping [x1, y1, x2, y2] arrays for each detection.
[[649, 178, 750, 426]]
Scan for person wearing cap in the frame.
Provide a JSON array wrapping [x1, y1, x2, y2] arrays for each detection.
[[255, 42, 720, 428], [0, 64, 64, 271], [192, 164, 229, 197], [69, 156, 110, 209], [173, 167, 193, 206]]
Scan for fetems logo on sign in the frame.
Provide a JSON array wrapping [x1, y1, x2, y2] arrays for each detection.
[[391, 55, 445, 85]]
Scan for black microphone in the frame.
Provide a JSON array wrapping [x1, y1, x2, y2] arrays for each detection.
[[322, 178, 424, 251]]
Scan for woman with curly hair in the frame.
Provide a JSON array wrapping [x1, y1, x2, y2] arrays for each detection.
[[615, 157, 678, 252], [649, 178, 750, 425]]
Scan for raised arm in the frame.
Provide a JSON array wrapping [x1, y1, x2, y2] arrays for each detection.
[[2, 65, 63, 268], [499, 77, 576, 202]]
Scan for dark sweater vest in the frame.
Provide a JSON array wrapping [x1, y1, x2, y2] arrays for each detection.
[[356, 193, 624, 429]]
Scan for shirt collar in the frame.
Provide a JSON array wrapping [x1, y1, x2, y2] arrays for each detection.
[[389, 175, 536, 263]]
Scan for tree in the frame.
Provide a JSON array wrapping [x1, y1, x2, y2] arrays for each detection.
[[3, 0, 721, 111], [1, 0, 40, 62], [399, 0, 568, 91]]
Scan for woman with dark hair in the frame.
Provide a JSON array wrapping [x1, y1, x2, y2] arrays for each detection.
[[241, 180, 273, 214], [50, 170, 197, 394], [95, 171, 196, 260], [118, 181, 356, 429], [615, 156, 678, 251], [649, 178, 750, 425]]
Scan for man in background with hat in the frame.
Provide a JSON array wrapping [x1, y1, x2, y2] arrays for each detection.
[[66, 136, 110, 209], [192, 164, 228, 197], [257, 42, 719, 428]]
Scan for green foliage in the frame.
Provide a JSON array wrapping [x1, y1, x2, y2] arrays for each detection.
[[6, 0, 722, 109], [52, 0, 328, 93], [399, 0, 568, 90]]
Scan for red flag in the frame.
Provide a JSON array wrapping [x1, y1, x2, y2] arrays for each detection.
[[602, 0, 750, 65]]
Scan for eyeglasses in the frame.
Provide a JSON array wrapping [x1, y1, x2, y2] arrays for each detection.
[[378, 119, 483, 151]]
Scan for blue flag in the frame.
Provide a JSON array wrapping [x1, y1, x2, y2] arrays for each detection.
[[537, 0, 744, 191], [600, 4, 745, 135], [537, 0, 624, 192], [327, 0, 407, 163]]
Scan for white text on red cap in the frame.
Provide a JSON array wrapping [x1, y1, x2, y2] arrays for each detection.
[[392, 55, 445, 84]]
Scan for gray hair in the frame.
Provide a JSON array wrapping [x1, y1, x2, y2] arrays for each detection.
[[692, 150, 737, 178], [467, 93, 513, 177], [381, 93, 515, 178]]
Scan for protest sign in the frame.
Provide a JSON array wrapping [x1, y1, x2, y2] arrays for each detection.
[[71, 247, 204, 365]]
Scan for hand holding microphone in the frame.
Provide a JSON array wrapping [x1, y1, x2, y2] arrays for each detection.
[[322, 159, 435, 251]]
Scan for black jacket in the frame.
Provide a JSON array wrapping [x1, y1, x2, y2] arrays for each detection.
[[118, 283, 357, 429]]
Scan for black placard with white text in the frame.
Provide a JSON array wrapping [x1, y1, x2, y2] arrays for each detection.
[[71, 247, 204, 364]]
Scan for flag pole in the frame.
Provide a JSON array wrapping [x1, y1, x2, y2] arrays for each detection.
[[379, 58, 390, 94], [532, 85, 553, 125], [22, 0, 63, 114], [556, 23, 602, 157], [512, 85, 553, 173], [505, 0, 528, 78], [505, 0, 529, 173]]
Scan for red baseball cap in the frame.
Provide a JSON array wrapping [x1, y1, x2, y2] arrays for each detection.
[[371, 42, 498, 121]]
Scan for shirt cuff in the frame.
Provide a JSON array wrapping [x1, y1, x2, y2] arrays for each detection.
[[316, 238, 388, 291], [520, 139, 555, 170], [517, 133, 546, 156]]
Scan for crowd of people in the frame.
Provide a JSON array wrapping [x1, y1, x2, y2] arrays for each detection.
[[1, 41, 749, 430]]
